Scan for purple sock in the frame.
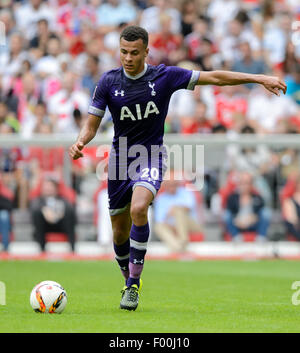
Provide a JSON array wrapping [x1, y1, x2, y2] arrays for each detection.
[[113, 238, 130, 281], [127, 223, 149, 288]]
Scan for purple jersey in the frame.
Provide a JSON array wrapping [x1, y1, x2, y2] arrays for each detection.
[[88, 63, 200, 151], [88, 64, 200, 214]]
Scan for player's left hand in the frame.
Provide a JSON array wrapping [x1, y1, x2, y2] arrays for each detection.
[[261, 76, 287, 96]]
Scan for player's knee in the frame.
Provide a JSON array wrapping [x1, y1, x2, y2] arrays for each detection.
[[112, 228, 129, 245], [130, 201, 148, 221]]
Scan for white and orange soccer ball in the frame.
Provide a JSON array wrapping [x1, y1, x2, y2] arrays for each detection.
[[30, 281, 67, 314]]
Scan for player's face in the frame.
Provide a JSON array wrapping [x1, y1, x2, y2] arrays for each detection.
[[120, 38, 149, 76]]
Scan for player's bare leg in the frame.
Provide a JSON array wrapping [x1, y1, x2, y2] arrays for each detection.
[[110, 204, 132, 282], [130, 186, 153, 225], [119, 185, 153, 310]]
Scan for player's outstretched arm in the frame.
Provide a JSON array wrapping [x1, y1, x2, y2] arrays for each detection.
[[197, 71, 287, 96], [69, 114, 102, 160]]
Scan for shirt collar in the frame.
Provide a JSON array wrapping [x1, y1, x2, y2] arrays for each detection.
[[123, 63, 148, 80]]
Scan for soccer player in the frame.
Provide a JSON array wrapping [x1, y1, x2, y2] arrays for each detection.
[[69, 25, 286, 311]]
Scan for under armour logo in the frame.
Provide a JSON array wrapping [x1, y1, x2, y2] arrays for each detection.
[[120, 266, 128, 271], [133, 259, 144, 265], [148, 82, 156, 96], [115, 90, 125, 96]]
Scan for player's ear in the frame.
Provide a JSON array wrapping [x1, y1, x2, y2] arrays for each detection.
[[145, 47, 149, 58]]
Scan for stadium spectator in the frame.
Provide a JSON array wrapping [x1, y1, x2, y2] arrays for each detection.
[[227, 140, 273, 207], [72, 37, 104, 77], [206, 0, 240, 41], [34, 36, 62, 77], [180, 0, 199, 37], [262, 10, 295, 69], [81, 55, 100, 96], [20, 59, 33, 76], [285, 62, 300, 106], [55, 0, 96, 38], [0, 101, 19, 132], [279, 149, 300, 183], [247, 84, 298, 133], [48, 71, 89, 133], [180, 100, 212, 134], [0, 177, 13, 252], [192, 37, 217, 72], [0, 122, 28, 209], [231, 41, 267, 90], [214, 85, 248, 130], [167, 61, 202, 132], [282, 41, 300, 75], [223, 171, 271, 242], [282, 176, 300, 240], [14, 0, 55, 40], [30, 177, 76, 252], [219, 16, 261, 68], [21, 100, 51, 138], [0, 75, 19, 117], [15, 72, 40, 126], [103, 22, 129, 57], [96, 0, 137, 33], [68, 21, 96, 58], [0, 31, 28, 77], [140, 0, 181, 35], [0, 9, 16, 40], [184, 15, 212, 62], [29, 18, 59, 58], [253, 2, 290, 69], [149, 13, 184, 65], [154, 170, 202, 253]]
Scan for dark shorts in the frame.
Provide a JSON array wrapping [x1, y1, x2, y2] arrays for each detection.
[[107, 147, 168, 216]]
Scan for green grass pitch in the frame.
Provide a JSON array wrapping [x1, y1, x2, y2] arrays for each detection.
[[0, 259, 300, 333]]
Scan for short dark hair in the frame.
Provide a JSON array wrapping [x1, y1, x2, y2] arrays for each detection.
[[120, 25, 148, 48]]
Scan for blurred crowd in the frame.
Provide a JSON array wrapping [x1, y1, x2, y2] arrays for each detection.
[[0, 0, 300, 251]]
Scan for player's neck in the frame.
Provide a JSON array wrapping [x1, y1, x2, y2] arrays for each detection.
[[123, 63, 148, 80]]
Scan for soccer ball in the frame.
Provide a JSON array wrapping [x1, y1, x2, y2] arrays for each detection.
[[30, 280, 67, 314]]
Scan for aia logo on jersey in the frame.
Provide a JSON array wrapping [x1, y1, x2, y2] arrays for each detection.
[[120, 101, 160, 121]]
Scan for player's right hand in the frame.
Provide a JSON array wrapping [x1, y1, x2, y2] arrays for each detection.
[[69, 141, 84, 160]]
